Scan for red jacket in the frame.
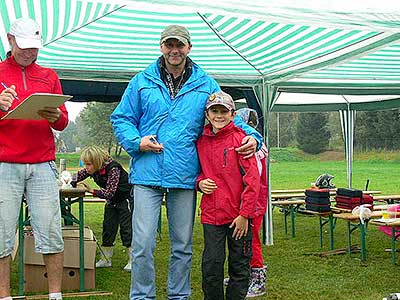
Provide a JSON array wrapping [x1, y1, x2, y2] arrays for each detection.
[[254, 144, 268, 216], [0, 56, 68, 163], [196, 122, 260, 225]]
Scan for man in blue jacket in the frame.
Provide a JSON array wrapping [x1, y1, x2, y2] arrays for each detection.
[[111, 25, 262, 300]]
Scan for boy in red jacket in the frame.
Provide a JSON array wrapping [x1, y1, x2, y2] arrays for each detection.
[[196, 91, 260, 300]]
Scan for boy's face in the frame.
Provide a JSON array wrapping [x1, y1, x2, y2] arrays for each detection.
[[205, 104, 235, 133], [83, 160, 95, 175]]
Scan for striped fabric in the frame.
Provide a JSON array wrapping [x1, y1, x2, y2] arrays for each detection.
[[0, 0, 399, 106]]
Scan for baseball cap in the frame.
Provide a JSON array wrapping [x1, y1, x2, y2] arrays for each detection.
[[206, 91, 236, 111], [160, 25, 191, 45], [9, 18, 43, 49]]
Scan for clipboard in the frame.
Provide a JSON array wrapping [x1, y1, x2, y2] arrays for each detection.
[[1, 93, 72, 120]]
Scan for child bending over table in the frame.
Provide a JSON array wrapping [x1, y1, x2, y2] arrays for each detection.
[[71, 145, 133, 271]]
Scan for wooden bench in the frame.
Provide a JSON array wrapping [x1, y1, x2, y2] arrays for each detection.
[[373, 195, 400, 204], [300, 209, 335, 250], [370, 218, 400, 265], [333, 211, 384, 261], [272, 199, 305, 237], [272, 190, 381, 202]]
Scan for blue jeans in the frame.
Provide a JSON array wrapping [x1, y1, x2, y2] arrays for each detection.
[[0, 162, 63, 258], [130, 185, 196, 300]]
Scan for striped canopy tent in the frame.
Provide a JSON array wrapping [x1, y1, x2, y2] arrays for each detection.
[[1, 0, 400, 245]]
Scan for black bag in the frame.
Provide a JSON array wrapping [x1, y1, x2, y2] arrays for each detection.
[[305, 203, 331, 212], [305, 189, 330, 198], [336, 188, 362, 198], [305, 189, 331, 212]]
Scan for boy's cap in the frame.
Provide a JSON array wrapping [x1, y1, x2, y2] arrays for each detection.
[[160, 25, 191, 45], [9, 18, 42, 49], [206, 91, 236, 111]]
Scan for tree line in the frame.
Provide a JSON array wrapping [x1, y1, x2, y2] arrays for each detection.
[[59, 102, 400, 155]]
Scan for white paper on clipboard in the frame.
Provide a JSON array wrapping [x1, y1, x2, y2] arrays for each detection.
[[1, 93, 72, 120]]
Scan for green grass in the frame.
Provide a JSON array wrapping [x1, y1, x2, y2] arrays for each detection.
[[11, 150, 400, 299]]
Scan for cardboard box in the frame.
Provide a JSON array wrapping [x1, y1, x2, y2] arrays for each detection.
[[62, 225, 94, 240], [24, 264, 95, 292], [24, 226, 96, 269]]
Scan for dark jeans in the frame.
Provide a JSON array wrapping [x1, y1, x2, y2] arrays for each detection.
[[202, 223, 252, 300], [102, 198, 133, 248]]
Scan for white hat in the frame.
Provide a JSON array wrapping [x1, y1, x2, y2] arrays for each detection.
[[9, 18, 43, 49]]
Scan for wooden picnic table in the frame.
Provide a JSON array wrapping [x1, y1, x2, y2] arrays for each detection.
[[272, 189, 308, 194], [373, 194, 400, 204], [272, 199, 305, 237], [332, 210, 385, 261], [370, 218, 400, 265], [271, 190, 381, 201], [301, 209, 335, 250]]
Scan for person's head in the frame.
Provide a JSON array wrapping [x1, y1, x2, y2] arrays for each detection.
[[7, 18, 42, 67], [236, 108, 259, 129], [80, 146, 111, 175], [160, 25, 192, 70], [205, 91, 236, 133]]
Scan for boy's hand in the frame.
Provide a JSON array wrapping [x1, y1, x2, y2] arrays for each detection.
[[235, 136, 257, 159], [230, 215, 248, 240], [199, 178, 217, 194]]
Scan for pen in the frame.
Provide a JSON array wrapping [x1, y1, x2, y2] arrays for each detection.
[[150, 135, 158, 144], [1, 82, 20, 102]]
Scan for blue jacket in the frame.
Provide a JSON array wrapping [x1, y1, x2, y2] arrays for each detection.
[[111, 59, 262, 189]]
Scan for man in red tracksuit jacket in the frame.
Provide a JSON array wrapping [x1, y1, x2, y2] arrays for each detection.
[[196, 91, 260, 300], [0, 18, 68, 300]]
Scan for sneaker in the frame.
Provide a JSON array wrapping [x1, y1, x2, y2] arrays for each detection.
[[123, 261, 131, 272], [96, 259, 112, 268], [246, 267, 266, 298], [223, 277, 229, 286], [246, 285, 266, 298]]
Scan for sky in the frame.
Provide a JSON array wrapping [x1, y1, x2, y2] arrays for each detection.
[[65, 101, 86, 122]]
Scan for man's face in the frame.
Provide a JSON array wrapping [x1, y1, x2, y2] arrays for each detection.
[[160, 38, 192, 69], [7, 34, 39, 67]]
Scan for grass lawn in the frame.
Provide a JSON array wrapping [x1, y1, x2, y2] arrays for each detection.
[[11, 150, 400, 299]]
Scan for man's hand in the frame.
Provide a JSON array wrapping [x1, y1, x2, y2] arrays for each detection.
[[37, 107, 61, 123], [139, 135, 164, 153], [199, 178, 217, 194], [235, 136, 257, 159], [0, 84, 18, 111]]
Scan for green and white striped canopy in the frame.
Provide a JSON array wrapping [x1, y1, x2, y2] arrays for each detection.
[[2, 0, 399, 244], [1, 0, 400, 110]]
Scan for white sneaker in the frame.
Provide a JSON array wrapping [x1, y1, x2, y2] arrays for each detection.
[[123, 261, 131, 272], [96, 259, 111, 268]]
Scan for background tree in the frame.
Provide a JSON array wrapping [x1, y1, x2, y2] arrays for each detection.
[[58, 121, 78, 152], [269, 112, 298, 147], [355, 109, 400, 151], [296, 112, 330, 154], [79, 102, 120, 155]]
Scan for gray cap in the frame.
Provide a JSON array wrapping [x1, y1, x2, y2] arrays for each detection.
[[206, 91, 236, 111], [160, 25, 191, 45]]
